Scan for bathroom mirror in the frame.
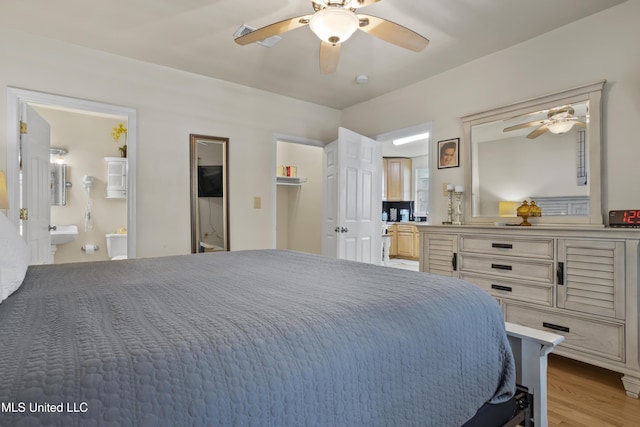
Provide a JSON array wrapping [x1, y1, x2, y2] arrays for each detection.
[[50, 163, 68, 206], [190, 134, 229, 253], [462, 80, 605, 225]]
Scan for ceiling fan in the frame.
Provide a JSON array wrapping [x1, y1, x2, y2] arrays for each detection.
[[234, 0, 429, 74], [503, 106, 587, 139]]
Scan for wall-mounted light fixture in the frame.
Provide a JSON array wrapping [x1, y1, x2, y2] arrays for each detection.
[[50, 148, 68, 165]]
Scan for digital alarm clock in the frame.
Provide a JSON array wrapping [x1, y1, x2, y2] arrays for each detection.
[[609, 210, 640, 228]]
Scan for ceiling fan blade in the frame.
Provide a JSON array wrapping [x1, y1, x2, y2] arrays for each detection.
[[573, 120, 586, 127], [527, 125, 549, 139], [235, 15, 311, 46], [357, 14, 429, 52], [504, 109, 548, 121], [349, 0, 382, 8], [320, 41, 340, 74], [503, 120, 546, 132]]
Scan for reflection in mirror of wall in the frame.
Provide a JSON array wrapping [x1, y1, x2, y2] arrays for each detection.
[[462, 80, 605, 225], [190, 134, 229, 253]]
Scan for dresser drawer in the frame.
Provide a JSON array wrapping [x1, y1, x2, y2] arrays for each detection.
[[460, 235, 554, 260], [459, 254, 554, 283], [460, 273, 553, 307], [396, 224, 417, 233], [504, 302, 625, 362]]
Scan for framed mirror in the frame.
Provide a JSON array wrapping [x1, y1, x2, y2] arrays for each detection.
[[462, 80, 605, 226], [190, 134, 229, 253], [50, 163, 68, 206]]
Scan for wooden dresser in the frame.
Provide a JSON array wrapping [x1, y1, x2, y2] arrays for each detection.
[[418, 224, 640, 399]]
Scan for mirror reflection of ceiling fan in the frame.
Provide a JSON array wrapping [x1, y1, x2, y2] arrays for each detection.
[[503, 105, 587, 139], [234, 0, 429, 74]]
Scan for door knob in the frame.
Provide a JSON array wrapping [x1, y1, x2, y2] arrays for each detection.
[[334, 227, 340, 233], [341, 227, 349, 233], [49, 225, 57, 231]]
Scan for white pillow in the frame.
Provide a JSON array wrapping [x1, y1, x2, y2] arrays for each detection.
[[0, 213, 29, 303]]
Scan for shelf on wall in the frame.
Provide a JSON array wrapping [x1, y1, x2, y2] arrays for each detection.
[[276, 176, 308, 186]]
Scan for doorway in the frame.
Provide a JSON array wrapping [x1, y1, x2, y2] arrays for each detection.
[[6, 88, 137, 261], [36, 106, 128, 263], [275, 138, 324, 254]]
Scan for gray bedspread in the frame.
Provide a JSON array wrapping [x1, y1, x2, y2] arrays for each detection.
[[0, 250, 514, 426]]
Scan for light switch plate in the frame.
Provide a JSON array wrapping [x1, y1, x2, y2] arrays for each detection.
[[254, 196, 261, 209], [442, 183, 450, 197]]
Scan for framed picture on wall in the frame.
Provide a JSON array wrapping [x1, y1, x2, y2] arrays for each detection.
[[437, 138, 460, 169]]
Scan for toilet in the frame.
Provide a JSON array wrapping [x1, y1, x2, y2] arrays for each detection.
[[105, 233, 127, 260]]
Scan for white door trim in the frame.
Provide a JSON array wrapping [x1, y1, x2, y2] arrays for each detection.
[[6, 87, 138, 258]]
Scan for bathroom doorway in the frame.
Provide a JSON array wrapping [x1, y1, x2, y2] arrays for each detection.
[[6, 87, 137, 264], [35, 106, 129, 263]]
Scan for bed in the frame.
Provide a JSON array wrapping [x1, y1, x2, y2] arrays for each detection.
[[0, 243, 525, 427]]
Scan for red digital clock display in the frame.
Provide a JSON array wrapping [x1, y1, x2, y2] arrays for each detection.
[[609, 210, 640, 227]]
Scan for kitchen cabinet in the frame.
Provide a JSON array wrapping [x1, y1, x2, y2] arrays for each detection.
[[384, 158, 411, 201], [418, 224, 640, 399], [396, 224, 416, 258], [387, 224, 397, 256], [387, 223, 419, 260]]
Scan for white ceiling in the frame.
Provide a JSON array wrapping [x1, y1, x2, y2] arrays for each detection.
[[0, 0, 626, 110]]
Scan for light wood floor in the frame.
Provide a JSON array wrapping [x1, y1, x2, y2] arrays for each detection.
[[547, 354, 640, 426]]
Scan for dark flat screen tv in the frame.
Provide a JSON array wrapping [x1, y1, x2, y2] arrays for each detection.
[[198, 165, 223, 197]]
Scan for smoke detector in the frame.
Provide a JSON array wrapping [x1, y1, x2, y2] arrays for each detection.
[[355, 74, 369, 84], [233, 24, 282, 48]]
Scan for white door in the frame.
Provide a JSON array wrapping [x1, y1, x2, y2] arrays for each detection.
[[322, 127, 381, 263], [21, 104, 52, 264]]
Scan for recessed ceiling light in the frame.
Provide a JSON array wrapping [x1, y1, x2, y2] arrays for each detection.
[[392, 132, 430, 145]]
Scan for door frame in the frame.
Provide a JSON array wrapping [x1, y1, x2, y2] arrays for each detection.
[[6, 87, 138, 258]]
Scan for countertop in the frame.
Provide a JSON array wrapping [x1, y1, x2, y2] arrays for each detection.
[[384, 221, 427, 225]]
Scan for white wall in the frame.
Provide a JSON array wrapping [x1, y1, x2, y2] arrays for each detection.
[[341, 0, 640, 224], [0, 29, 341, 257]]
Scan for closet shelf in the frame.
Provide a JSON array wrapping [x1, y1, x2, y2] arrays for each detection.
[[277, 177, 308, 186]]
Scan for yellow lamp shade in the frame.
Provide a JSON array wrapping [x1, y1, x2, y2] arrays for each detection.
[[498, 201, 519, 217]]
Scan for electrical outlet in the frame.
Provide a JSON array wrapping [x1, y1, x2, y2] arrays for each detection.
[[254, 197, 261, 209], [204, 233, 209, 239]]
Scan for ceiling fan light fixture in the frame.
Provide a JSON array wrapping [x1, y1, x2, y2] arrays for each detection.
[[547, 120, 576, 134], [309, 7, 359, 44]]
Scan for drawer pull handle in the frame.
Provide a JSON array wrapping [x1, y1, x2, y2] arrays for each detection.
[[543, 322, 570, 333], [491, 284, 512, 292], [492, 243, 513, 249], [557, 262, 564, 285], [452, 253, 458, 272], [491, 263, 513, 271]]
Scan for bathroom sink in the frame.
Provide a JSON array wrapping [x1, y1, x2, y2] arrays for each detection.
[[50, 224, 79, 245]]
